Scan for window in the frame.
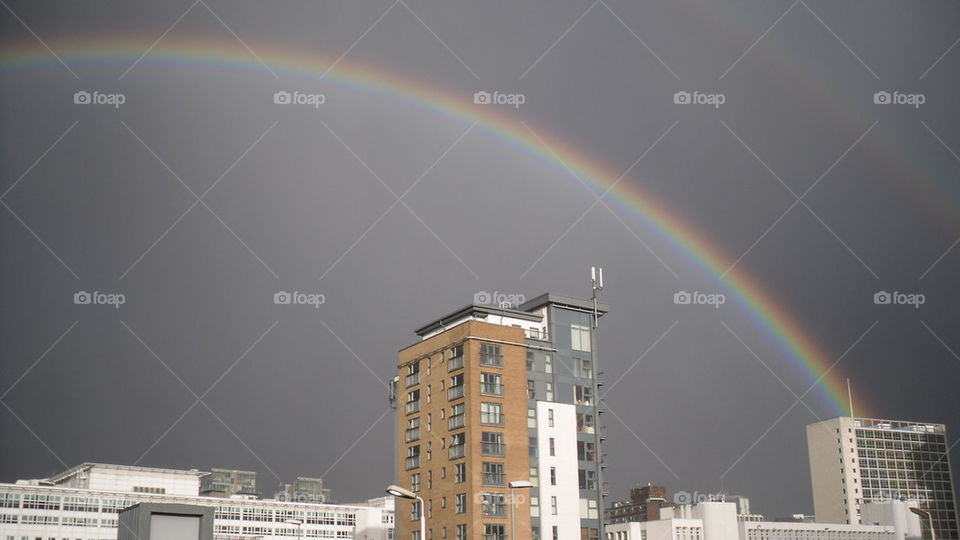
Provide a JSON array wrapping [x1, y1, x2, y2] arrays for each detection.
[[545, 382, 554, 401], [572, 358, 593, 379], [448, 374, 465, 400], [449, 403, 466, 430], [574, 385, 593, 406], [528, 408, 537, 428], [577, 413, 595, 434], [483, 524, 505, 540], [411, 501, 422, 521], [571, 324, 591, 352], [530, 437, 538, 458], [551, 497, 558, 515], [413, 531, 421, 540], [549, 437, 556, 456], [527, 380, 536, 399], [526, 352, 534, 371], [456, 494, 467, 514], [553, 526, 559, 540], [544, 355, 553, 373], [406, 445, 421, 470], [428, 470, 433, 489], [480, 372, 503, 396], [480, 343, 502, 367], [406, 417, 421, 442], [548, 409, 555, 427], [456, 524, 467, 540], [411, 473, 421, 492], [406, 362, 421, 387], [482, 462, 505, 486], [481, 402, 503, 425], [578, 469, 597, 490], [449, 345, 464, 371], [406, 390, 421, 414], [450, 433, 466, 459], [577, 441, 596, 461], [455, 463, 466, 483], [550, 467, 557, 486], [481, 432, 505, 456], [481, 494, 506, 517]]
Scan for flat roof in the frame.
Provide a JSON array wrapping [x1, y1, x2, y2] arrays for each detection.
[[519, 293, 609, 314], [48, 463, 207, 483], [413, 303, 543, 337]]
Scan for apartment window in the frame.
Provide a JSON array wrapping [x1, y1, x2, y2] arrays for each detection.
[[406, 417, 421, 442], [530, 437, 538, 458], [549, 437, 556, 456], [481, 402, 503, 425], [406, 390, 421, 414], [552, 526, 559, 540], [480, 343, 502, 367], [572, 358, 593, 379], [456, 494, 467, 514], [455, 463, 466, 483], [406, 362, 421, 387], [428, 470, 433, 489], [449, 403, 466, 430], [448, 374, 465, 400], [548, 409, 555, 427], [406, 445, 421, 470], [577, 441, 596, 461], [449, 345, 465, 371], [413, 531, 421, 540], [483, 524, 506, 540], [571, 324, 591, 352], [528, 408, 537, 428], [526, 352, 534, 371], [482, 462, 505, 486], [481, 432, 505, 456], [411, 501, 422, 521], [481, 494, 506, 517], [577, 413, 595, 434], [545, 382, 554, 401], [527, 380, 536, 399], [411, 473, 421, 492], [578, 469, 597, 490], [456, 524, 467, 540], [544, 355, 553, 373], [481, 372, 503, 396], [550, 467, 557, 486], [450, 433, 466, 459], [573, 385, 593, 406], [551, 497, 558, 515]]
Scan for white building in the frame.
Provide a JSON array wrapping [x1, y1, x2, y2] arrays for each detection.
[[605, 502, 895, 540], [0, 464, 394, 540]]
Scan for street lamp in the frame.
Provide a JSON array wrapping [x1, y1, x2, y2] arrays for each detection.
[[508, 480, 533, 540], [284, 518, 304, 540], [909, 507, 936, 540], [387, 485, 425, 540]]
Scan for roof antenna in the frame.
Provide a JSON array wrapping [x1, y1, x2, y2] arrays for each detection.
[[591, 266, 604, 328], [847, 378, 855, 418]]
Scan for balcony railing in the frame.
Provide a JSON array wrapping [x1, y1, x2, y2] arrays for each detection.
[[405, 401, 420, 415], [405, 372, 420, 387], [448, 355, 464, 371], [481, 442, 505, 456], [448, 415, 465, 430], [405, 456, 420, 470], [405, 428, 420, 442], [482, 473, 505, 486], [480, 382, 503, 396], [479, 354, 502, 367], [448, 385, 465, 400], [449, 445, 465, 459]]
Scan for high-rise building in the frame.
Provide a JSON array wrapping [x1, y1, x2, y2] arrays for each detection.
[[199, 468, 258, 498], [807, 416, 959, 539], [393, 294, 608, 540], [605, 485, 675, 524]]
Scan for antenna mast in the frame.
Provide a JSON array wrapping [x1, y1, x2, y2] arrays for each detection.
[[591, 266, 604, 328]]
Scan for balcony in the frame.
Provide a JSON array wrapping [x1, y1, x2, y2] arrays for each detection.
[[448, 385, 465, 401], [405, 456, 420, 470], [448, 355, 464, 371], [405, 372, 420, 387], [448, 415, 465, 430], [479, 354, 503, 367], [405, 428, 420, 442], [405, 401, 420, 415], [480, 382, 503, 396], [482, 473, 505, 486], [449, 444, 466, 459], [481, 443, 505, 456]]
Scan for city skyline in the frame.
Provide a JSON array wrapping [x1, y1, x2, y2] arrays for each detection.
[[2, 0, 959, 527]]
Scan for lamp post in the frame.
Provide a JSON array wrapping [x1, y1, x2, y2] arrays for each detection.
[[909, 507, 936, 540], [508, 480, 533, 540], [284, 518, 304, 540], [387, 485, 425, 540]]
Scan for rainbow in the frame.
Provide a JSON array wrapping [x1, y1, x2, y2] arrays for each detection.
[[0, 36, 868, 416]]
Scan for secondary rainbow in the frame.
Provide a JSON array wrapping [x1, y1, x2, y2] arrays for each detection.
[[1, 36, 868, 416]]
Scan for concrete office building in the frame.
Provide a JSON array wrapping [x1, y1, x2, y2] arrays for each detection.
[[393, 294, 607, 540], [807, 417, 958, 539], [0, 464, 394, 540], [605, 502, 896, 540], [200, 469, 259, 499]]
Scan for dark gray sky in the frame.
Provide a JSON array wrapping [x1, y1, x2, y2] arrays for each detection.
[[1, 0, 959, 519]]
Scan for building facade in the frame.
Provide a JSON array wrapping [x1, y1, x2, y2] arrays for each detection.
[[200, 469, 259, 499], [807, 417, 958, 539], [393, 294, 607, 540], [605, 485, 675, 524]]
